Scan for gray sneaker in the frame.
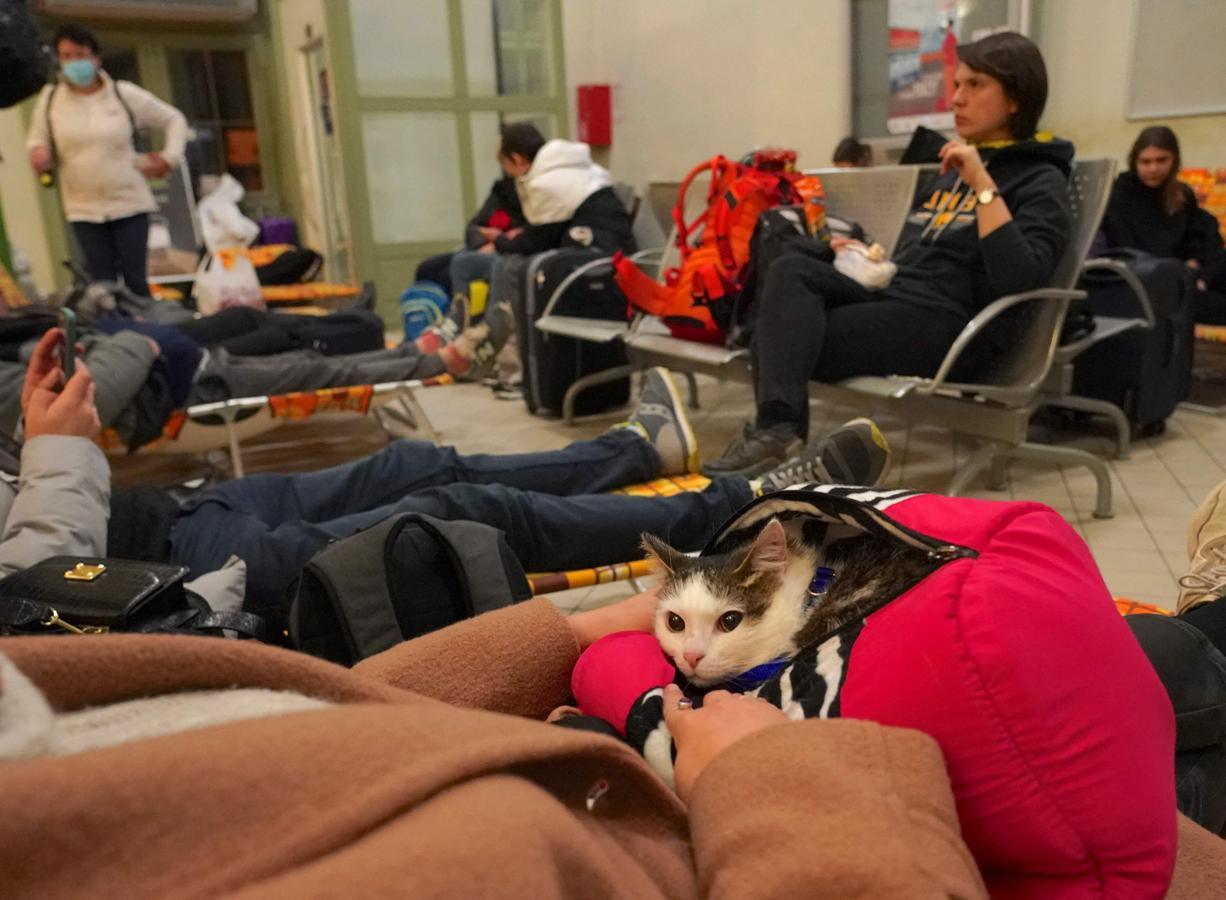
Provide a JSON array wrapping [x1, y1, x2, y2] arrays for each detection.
[[760, 418, 892, 493], [613, 367, 698, 475], [700, 423, 803, 479]]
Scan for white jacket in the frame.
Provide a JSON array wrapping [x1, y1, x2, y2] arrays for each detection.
[[26, 73, 188, 224], [518, 139, 612, 225]]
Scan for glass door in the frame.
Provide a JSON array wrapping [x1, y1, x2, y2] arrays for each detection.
[[328, 0, 568, 310]]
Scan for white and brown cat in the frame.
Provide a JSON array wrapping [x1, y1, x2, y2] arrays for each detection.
[[643, 517, 934, 687]]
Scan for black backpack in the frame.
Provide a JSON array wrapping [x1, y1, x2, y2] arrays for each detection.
[[288, 513, 533, 665], [0, 1, 49, 109]]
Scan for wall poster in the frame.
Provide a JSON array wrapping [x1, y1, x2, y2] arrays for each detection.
[[887, 0, 960, 135]]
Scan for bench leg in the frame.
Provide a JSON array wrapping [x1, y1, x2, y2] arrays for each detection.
[[561, 364, 634, 425], [1041, 395, 1132, 460], [946, 443, 998, 497], [403, 386, 440, 445], [1002, 442, 1114, 519], [222, 407, 245, 479], [683, 371, 701, 410], [988, 454, 1008, 491]]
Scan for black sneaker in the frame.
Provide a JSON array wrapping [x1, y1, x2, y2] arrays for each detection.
[[700, 423, 802, 479], [760, 418, 891, 492], [610, 367, 698, 475]]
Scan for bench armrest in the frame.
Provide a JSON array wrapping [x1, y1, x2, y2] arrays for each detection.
[[538, 247, 665, 320], [914, 287, 1086, 395], [1080, 257, 1157, 328]]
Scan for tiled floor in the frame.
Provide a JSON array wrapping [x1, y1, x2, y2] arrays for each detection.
[[113, 370, 1226, 613]]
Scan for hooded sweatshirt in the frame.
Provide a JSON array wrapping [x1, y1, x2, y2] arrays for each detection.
[[495, 140, 635, 255], [888, 135, 1075, 320], [1100, 171, 1209, 263]]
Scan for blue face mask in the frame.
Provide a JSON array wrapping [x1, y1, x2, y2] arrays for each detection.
[[62, 59, 97, 87]]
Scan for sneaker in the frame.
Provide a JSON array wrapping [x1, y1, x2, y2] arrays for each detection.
[[700, 423, 802, 479], [447, 302, 514, 382], [759, 418, 892, 493], [611, 367, 698, 475], [1178, 479, 1226, 613]]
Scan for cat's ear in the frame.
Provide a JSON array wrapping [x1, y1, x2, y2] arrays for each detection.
[[642, 533, 689, 575], [738, 518, 790, 573]]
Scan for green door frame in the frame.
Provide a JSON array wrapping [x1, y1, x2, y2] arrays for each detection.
[[324, 0, 569, 313]]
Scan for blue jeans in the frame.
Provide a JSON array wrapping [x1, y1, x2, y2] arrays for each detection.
[[71, 213, 150, 297], [448, 249, 497, 301], [168, 430, 753, 616]]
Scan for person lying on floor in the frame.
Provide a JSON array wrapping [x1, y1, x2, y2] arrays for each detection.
[[703, 31, 1074, 477], [0, 336, 888, 633], [0, 302, 513, 444]]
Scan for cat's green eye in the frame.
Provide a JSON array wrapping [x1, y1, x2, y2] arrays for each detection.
[[718, 611, 743, 632], [666, 612, 685, 632]]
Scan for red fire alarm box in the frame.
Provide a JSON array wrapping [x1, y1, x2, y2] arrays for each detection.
[[576, 84, 612, 147]]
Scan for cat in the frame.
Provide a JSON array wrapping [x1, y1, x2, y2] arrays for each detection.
[[642, 516, 937, 688]]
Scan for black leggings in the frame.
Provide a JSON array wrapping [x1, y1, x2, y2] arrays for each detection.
[[751, 253, 965, 439], [71, 213, 150, 298]]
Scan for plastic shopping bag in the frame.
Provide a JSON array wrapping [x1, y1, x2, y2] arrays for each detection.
[[193, 250, 265, 315]]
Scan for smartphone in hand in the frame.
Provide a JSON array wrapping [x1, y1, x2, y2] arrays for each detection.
[[58, 308, 76, 380]]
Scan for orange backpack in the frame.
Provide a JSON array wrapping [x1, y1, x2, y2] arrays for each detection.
[[614, 150, 827, 344]]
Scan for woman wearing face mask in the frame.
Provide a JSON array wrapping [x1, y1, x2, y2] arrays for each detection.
[[1099, 126, 1226, 323], [26, 24, 187, 298], [703, 31, 1074, 477]]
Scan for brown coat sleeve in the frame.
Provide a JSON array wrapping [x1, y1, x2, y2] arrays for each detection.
[[1168, 813, 1226, 898], [686, 719, 987, 899], [353, 598, 579, 720]]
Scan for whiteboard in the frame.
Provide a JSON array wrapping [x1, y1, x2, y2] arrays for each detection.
[[1128, 0, 1226, 119]]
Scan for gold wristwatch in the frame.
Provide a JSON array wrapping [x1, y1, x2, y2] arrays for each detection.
[[976, 187, 999, 206]]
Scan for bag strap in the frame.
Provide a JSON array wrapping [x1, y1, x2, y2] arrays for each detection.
[[45, 79, 139, 173], [297, 514, 408, 660], [45, 83, 58, 171]]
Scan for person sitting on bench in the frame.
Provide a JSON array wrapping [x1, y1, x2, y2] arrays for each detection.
[[1097, 125, 1226, 324], [703, 31, 1074, 478]]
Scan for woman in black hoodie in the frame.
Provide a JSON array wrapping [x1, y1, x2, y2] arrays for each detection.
[[1099, 126, 1225, 323], [704, 31, 1073, 477]]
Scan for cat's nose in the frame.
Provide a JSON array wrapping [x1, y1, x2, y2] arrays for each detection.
[[684, 650, 704, 669]]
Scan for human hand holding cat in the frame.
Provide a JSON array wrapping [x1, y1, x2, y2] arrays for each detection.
[[663, 683, 790, 802]]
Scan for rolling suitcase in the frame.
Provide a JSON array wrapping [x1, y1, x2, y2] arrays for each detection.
[[1072, 250, 1195, 434], [507, 248, 631, 416]]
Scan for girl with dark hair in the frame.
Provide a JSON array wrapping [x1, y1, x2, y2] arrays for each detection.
[[704, 31, 1074, 476], [1099, 126, 1225, 322], [26, 24, 187, 298]]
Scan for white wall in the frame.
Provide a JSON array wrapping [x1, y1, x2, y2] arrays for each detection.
[[561, 0, 853, 192], [0, 106, 56, 294], [1035, 0, 1226, 167]]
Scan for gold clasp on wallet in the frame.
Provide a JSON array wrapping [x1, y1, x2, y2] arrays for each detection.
[[63, 562, 106, 582], [41, 609, 108, 635]]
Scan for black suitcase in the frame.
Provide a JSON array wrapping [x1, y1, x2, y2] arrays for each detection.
[[1072, 250, 1195, 434], [508, 248, 631, 416], [280, 309, 386, 356]]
